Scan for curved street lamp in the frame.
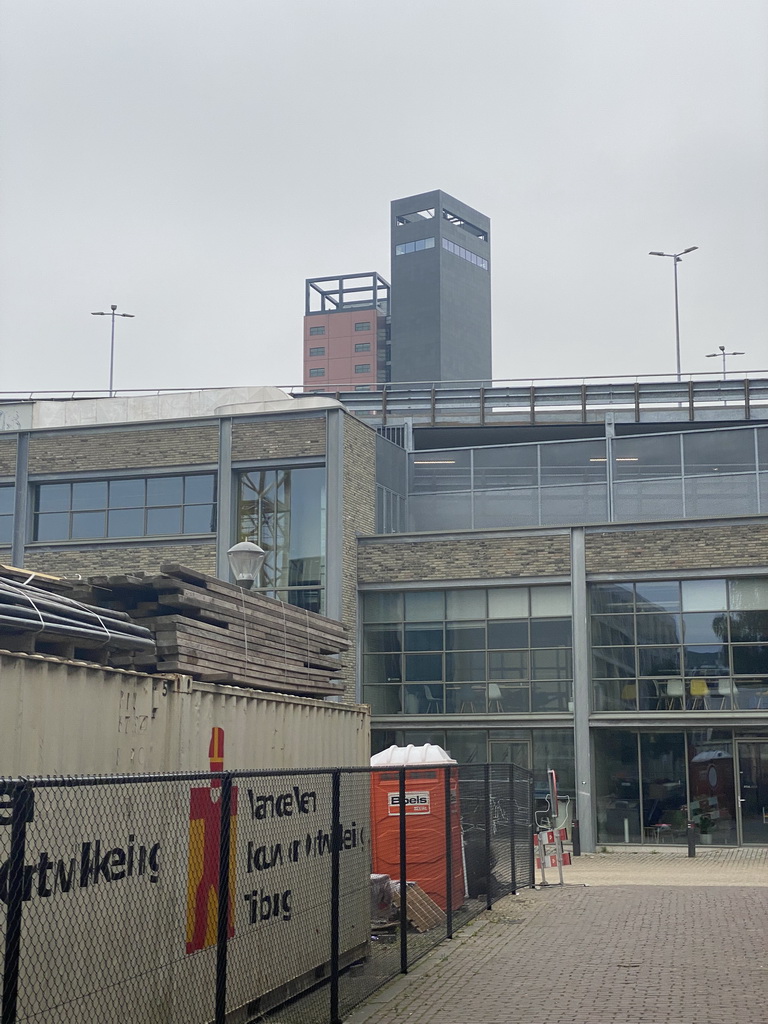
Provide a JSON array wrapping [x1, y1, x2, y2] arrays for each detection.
[[649, 247, 698, 381]]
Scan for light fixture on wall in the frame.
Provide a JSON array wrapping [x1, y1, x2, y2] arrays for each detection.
[[227, 540, 266, 589]]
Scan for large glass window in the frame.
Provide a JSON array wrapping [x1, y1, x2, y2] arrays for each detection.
[[0, 486, 14, 545], [33, 474, 216, 541], [370, 727, 574, 805], [407, 426, 768, 534], [237, 466, 325, 613], [591, 577, 768, 712], [362, 585, 573, 715]]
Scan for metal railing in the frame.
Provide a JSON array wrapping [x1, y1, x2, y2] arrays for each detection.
[[2, 372, 767, 428], [0, 763, 533, 1024]]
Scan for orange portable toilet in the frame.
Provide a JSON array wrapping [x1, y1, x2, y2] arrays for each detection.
[[370, 744, 464, 912]]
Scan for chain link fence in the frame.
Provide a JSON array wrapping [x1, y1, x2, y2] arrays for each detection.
[[0, 763, 532, 1024]]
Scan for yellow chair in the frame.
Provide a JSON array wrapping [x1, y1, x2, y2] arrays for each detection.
[[620, 683, 637, 706], [689, 677, 709, 710]]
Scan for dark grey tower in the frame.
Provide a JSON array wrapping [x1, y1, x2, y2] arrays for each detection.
[[389, 189, 491, 386]]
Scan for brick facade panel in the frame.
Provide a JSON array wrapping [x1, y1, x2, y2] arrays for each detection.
[[28, 425, 219, 474], [358, 533, 571, 584], [24, 542, 216, 579], [0, 437, 17, 476], [586, 522, 768, 573], [232, 416, 326, 461]]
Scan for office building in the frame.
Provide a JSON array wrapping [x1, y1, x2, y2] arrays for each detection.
[[390, 190, 491, 386], [302, 273, 390, 392], [2, 376, 768, 850], [302, 190, 491, 390]]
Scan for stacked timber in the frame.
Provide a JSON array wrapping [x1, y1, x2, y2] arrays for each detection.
[[0, 567, 154, 659], [71, 563, 348, 698]]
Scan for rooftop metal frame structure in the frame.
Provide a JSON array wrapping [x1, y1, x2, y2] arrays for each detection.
[[304, 272, 390, 316]]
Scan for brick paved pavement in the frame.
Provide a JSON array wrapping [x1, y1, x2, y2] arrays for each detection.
[[347, 847, 768, 1024]]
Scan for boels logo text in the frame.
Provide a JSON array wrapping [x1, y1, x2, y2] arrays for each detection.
[[387, 791, 431, 815]]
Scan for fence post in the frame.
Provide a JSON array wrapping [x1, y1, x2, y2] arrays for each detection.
[[398, 766, 408, 974], [687, 820, 696, 858], [444, 766, 453, 939], [215, 773, 232, 1024], [1, 781, 34, 1024], [330, 769, 342, 1024], [483, 764, 492, 910], [528, 777, 536, 889], [508, 765, 517, 896]]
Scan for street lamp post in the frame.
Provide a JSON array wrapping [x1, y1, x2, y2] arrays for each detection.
[[91, 304, 135, 397], [649, 247, 699, 381], [706, 345, 745, 380]]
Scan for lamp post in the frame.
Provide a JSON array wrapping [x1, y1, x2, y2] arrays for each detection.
[[227, 540, 266, 589], [91, 304, 135, 397], [649, 247, 698, 381], [706, 345, 745, 380]]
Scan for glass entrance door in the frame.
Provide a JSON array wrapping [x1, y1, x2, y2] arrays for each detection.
[[737, 742, 768, 844]]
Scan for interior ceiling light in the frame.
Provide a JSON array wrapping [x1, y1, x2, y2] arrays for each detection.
[[413, 460, 457, 464]]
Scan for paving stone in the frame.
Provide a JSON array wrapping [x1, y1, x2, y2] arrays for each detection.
[[346, 846, 768, 1024]]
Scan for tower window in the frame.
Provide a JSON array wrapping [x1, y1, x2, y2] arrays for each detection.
[[355, 364, 371, 374], [354, 322, 371, 332], [309, 367, 325, 377]]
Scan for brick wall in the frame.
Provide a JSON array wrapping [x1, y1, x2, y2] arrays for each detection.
[[0, 436, 17, 476], [28, 424, 219, 473], [358, 531, 571, 584], [24, 541, 216, 578], [586, 521, 768, 574], [340, 416, 377, 698], [232, 416, 326, 461]]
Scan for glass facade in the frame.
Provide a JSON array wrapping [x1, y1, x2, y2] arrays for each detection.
[[408, 425, 768, 532], [594, 728, 768, 846], [591, 578, 768, 712], [371, 726, 574, 800], [32, 474, 216, 541], [362, 585, 572, 716], [0, 486, 13, 544], [441, 237, 489, 270], [237, 466, 325, 613]]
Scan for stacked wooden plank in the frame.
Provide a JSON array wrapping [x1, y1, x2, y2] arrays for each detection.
[[71, 563, 348, 698], [0, 566, 154, 659]]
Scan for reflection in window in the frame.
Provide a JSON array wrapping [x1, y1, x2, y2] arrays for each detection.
[[237, 466, 325, 613], [33, 474, 216, 541], [591, 576, 768, 713], [395, 237, 436, 255], [362, 585, 572, 716], [441, 237, 488, 270], [0, 486, 15, 545]]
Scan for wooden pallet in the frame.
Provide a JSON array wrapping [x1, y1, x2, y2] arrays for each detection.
[[391, 882, 446, 933], [67, 564, 349, 697]]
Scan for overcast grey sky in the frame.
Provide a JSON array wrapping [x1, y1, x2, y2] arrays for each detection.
[[1, 0, 766, 394]]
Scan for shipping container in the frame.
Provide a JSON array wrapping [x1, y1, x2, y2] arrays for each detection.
[[0, 650, 369, 775]]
